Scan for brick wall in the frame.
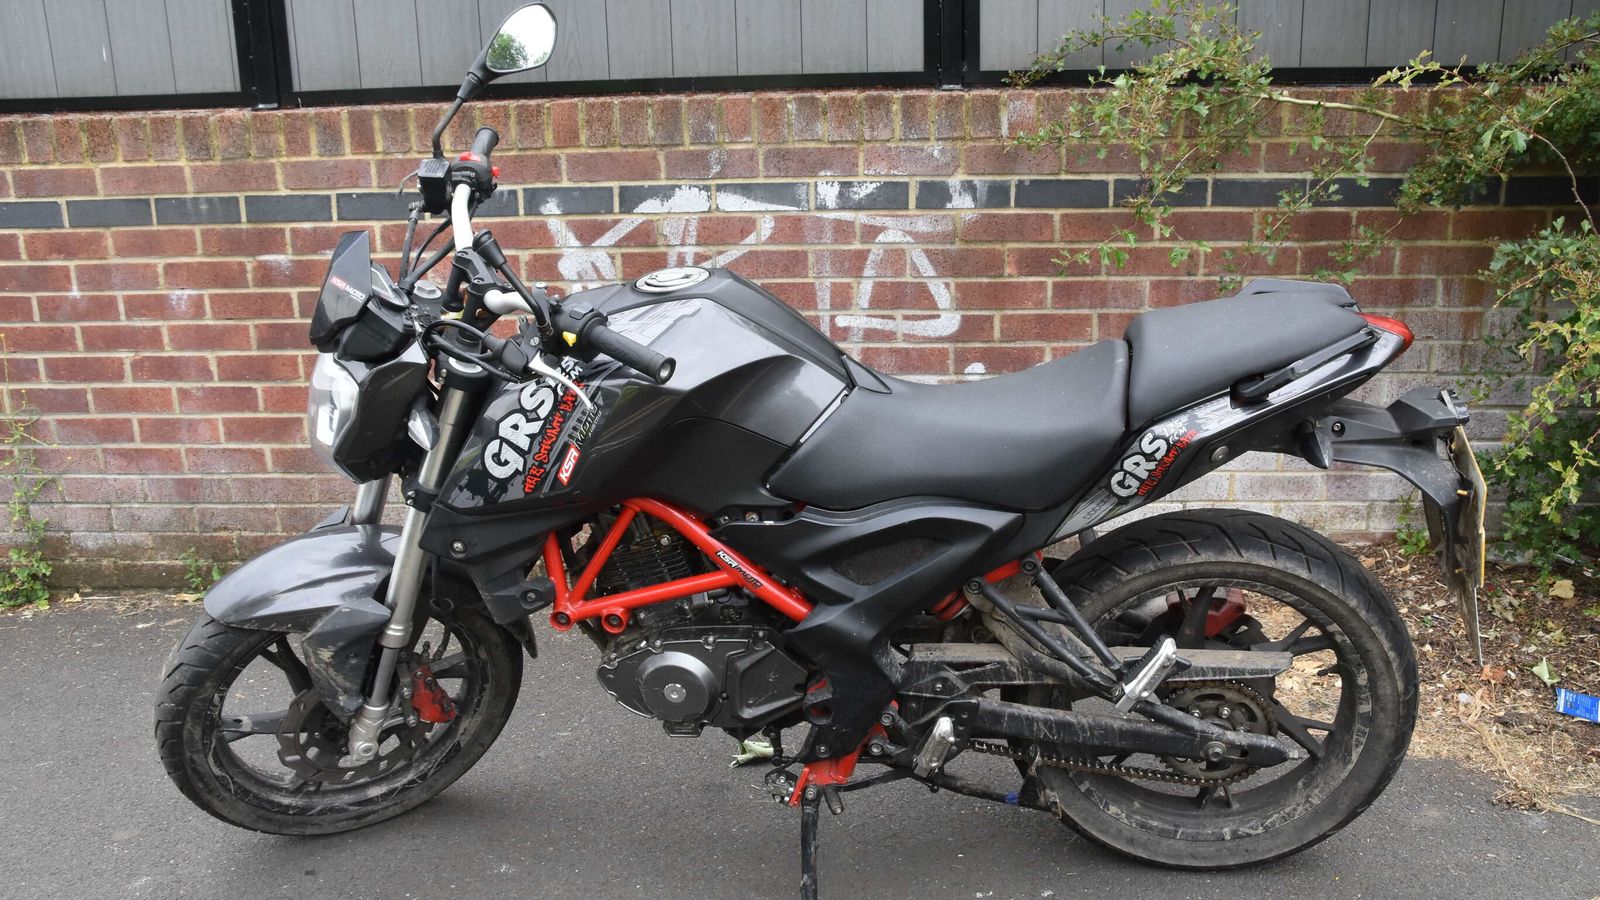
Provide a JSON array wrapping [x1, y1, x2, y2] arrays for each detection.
[[0, 87, 1559, 587]]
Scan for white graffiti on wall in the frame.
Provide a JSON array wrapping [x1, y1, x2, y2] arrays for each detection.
[[536, 183, 967, 348]]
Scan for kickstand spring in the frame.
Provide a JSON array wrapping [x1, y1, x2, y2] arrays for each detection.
[[799, 789, 820, 900]]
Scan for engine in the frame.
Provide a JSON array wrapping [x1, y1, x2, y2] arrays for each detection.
[[588, 513, 809, 736]]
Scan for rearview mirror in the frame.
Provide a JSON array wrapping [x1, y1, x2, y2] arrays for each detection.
[[485, 5, 557, 74]]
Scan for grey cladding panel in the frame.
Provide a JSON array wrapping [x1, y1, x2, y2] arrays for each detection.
[[737, 0, 803, 74], [672, 0, 739, 77], [1435, 0, 1506, 62], [1365, 0, 1437, 65], [1300, 0, 1369, 66], [1238, 0, 1302, 66], [47, 0, 116, 97], [802, 0, 867, 73], [1501, 0, 1573, 57], [980, 0, 1042, 71], [167, 0, 241, 92], [107, 0, 177, 95], [288, 0, 361, 91], [866, 0, 923, 71], [354, 0, 423, 88], [419, 1, 485, 85], [541, 0, 609, 81], [0, 0, 59, 99], [607, 0, 675, 79]]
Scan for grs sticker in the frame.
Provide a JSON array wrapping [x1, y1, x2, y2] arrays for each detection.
[[1108, 428, 1199, 499], [483, 381, 559, 481]]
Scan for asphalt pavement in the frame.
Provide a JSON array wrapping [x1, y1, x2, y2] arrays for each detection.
[[1, 600, 1596, 900]]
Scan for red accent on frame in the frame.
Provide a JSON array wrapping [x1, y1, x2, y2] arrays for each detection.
[[1359, 313, 1414, 351], [543, 498, 813, 631]]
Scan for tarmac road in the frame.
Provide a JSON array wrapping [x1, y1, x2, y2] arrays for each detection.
[[1, 600, 1596, 900]]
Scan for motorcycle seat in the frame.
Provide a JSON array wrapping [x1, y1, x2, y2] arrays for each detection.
[[1122, 285, 1368, 427], [769, 340, 1130, 511]]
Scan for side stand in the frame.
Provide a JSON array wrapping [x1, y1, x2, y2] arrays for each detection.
[[799, 788, 821, 900]]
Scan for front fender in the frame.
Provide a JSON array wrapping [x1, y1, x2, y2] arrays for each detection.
[[205, 524, 400, 714]]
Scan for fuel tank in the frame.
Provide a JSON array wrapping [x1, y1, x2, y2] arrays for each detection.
[[436, 268, 848, 521]]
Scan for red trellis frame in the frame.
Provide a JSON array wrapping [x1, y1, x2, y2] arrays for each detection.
[[542, 497, 813, 634]]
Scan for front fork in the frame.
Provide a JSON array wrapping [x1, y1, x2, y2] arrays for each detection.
[[346, 361, 483, 761]]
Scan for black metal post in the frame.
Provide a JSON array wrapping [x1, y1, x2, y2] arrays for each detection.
[[938, 0, 968, 88], [799, 790, 821, 900], [233, 0, 295, 109]]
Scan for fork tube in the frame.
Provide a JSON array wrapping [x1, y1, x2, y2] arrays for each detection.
[[350, 475, 390, 525], [346, 367, 481, 761]]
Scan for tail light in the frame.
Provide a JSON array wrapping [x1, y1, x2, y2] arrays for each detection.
[[1359, 313, 1414, 351]]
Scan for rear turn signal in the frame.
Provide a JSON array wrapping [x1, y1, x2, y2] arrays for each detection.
[[1359, 313, 1414, 351]]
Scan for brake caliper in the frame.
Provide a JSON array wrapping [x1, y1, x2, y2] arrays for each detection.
[[410, 664, 457, 724]]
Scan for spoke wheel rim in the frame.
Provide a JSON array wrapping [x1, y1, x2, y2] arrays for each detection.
[[1032, 576, 1368, 839]]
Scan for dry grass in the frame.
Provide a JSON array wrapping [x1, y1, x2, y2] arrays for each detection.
[[1359, 542, 1600, 820]]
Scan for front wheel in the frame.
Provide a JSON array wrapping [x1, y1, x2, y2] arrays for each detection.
[[156, 602, 521, 835], [1017, 509, 1417, 869]]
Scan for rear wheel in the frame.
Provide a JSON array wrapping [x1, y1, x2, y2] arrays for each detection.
[[1014, 509, 1416, 869], [156, 602, 521, 835]]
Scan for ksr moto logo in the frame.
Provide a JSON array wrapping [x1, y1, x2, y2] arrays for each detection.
[[483, 381, 558, 481], [1108, 428, 1199, 498]]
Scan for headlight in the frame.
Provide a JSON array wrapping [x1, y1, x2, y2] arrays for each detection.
[[308, 353, 360, 471]]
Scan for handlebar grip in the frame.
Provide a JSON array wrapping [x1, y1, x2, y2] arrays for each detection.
[[468, 126, 499, 160], [586, 324, 675, 384]]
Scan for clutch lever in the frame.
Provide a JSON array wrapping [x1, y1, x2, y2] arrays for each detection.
[[527, 353, 593, 411]]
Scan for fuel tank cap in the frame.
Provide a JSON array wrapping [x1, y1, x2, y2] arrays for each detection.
[[635, 266, 710, 293]]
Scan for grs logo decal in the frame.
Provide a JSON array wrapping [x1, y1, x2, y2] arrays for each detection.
[[714, 550, 764, 590], [1108, 428, 1199, 499], [555, 445, 581, 486], [483, 381, 558, 481], [523, 386, 584, 492]]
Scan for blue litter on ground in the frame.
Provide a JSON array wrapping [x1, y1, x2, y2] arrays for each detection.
[[1555, 688, 1600, 724]]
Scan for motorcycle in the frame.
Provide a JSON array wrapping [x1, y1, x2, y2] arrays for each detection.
[[156, 5, 1489, 895]]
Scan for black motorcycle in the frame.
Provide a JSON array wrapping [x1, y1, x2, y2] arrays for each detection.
[[156, 5, 1488, 895]]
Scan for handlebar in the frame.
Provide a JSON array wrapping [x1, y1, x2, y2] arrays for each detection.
[[584, 323, 675, 384], [467, 126, 499, 161]]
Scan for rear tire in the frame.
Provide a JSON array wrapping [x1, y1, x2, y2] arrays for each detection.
[[1027, 509, 1417, 869], [156, 604, 521, 836]]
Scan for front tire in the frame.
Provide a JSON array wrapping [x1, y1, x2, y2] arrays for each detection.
[[1024, 509, 1417, 869], [156, 603, 521, 836]]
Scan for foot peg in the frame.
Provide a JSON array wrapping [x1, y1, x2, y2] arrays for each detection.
[[912, 716, 956, 777], [1112, 637, 1189, 712]]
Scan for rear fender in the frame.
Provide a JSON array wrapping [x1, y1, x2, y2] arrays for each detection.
[[204, 524, 399, 715]]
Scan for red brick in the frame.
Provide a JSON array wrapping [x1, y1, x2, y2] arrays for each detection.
[[141, 416, 222, 444], [178, 385, 260, 413], [1053, 278, 1147, 309], [42, 355, 124, 382], [566, 150, 661, 182], [215, 111, 249, 160], [113, 228, 199, 258], [812, 247, 903, 277], [201, 226, 287, 256], [998, 311, 1095, 341], [20, 119, 54, 163], [216, 353, 302, 382], [864, 145, 958, 176], [1, 324, 75, 352], [222, 415, 305, 444], [0, 121, 24, 165], [18, 386, 90, 412], [762, 147, 858, 177], [75, 262, 160, 291], [0, 234, 17, 260], [720, 96, 753, 143], [192, 161, 278, 193], [663, 148, 759, 179], [165, 260, 249, 290], [953, 280, 1048, 309], [589, 99, 623, 146], [898, 93, 931, 140], [966, 92, 1002, 138], [513, 101, 546, 148], [826, 95, 861, 143], [180, 113, 214, 160], [25, 231, 109, 260], [124, 291, 206, 319], [963, 143, 1060, 175], [100, 165, 188, 195], [548, 99, 581, 147], [863, 93, 894, 141], [253, 323, 307, 350], [105, 447, 183, 473], [187, 447, 267, 474], [493, 151, 561, 184], [917, 247, 1006, 276], [651, 98, 685, 146], [347, 110, 376, 154], [39, 293, 119, 320], [51, 417, 135, 445], [210, 292, 296, 320], [148, 115, 182, 160], [12, 167, 97, 197], [857, 345, 948, 375], [754, 96, 786, 143], [82, 323, 164, 351], [53, 118, 86, 161], [168, 323, 252, 351], [766, 214, 857, 244], [131, 354, 215, 382], [94, 386, 174, 413], [282, 159, 371, 189], [0, 263, 73, 292], [249, 256, 326, 288], [958, 212, 1055, 242]]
